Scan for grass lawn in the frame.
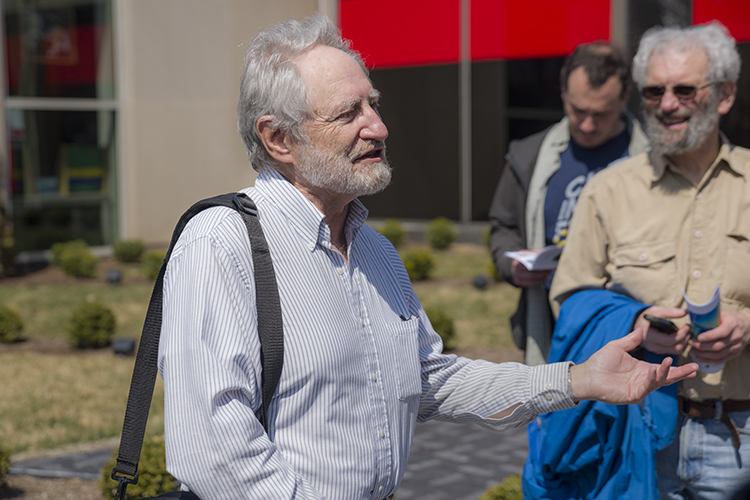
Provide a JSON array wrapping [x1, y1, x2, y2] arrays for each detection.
[[0, 243, 520, 454]]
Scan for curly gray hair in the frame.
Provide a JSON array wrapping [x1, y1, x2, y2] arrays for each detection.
[[237, 14, 367, 172], [633, 21, 741, 89]]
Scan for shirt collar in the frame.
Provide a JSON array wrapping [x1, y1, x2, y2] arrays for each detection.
[[648, 132, 743, 182], [252, 168, 369, 252]]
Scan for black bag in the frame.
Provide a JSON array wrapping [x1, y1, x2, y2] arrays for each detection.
[[111, 193, 284, 500]]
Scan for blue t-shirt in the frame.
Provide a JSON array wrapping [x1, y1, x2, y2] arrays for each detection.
[[544, 128, 630, 247]]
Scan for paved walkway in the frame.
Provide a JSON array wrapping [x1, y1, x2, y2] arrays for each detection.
[[9, 420, 528, 499]]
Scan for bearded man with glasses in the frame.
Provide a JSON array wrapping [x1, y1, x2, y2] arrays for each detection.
[[549, 21, 750, 500]]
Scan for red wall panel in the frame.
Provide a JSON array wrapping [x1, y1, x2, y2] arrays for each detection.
[[693, 0, 750, 43], [340, 0, 460, 68], [471, 0, 610, 61]]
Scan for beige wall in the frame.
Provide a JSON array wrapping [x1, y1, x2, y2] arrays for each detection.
[[116, 0, 324, 245]]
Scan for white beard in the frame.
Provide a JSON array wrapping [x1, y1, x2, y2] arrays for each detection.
[[296, 140, 392, 197], [644, 90, 720, 156]]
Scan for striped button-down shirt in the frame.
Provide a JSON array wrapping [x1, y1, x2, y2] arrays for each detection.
[[159, 168, 575, 499]]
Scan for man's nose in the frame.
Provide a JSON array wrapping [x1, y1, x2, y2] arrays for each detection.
[[361, 106, 389, 141], [660, 89, 681, 113], [580, 115, 596, 133]]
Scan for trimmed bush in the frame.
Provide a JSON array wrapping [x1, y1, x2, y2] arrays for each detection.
[[402, 248, 435, 281], [52, 240, 97, 278], [142, 250, 167, 280], [426, 217, 457, 250], [479, 474, 522, 500], [0, 443, 11, 488], [114, 239, 146, 263], [51, 239, 88, 266], [425, 307, 456, 350], [488, 257, 502, 282], [378, 219, 407, 249], [100, 435, 179, 500], [68, 301, 116, 349], [0, 305, 23, 343]]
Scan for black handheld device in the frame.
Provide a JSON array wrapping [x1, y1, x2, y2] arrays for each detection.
[[644, 314, 678, 334]]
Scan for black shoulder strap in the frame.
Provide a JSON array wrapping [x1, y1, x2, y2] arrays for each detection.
[[111, 192, 283, 499]]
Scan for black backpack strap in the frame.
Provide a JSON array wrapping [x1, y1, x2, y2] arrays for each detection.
[[112, 192, 283, 499]]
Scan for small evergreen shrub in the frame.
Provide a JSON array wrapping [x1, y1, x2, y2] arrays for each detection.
[[426, 217, 457, 250], [52, 240, 97, 278], [51, 239, 87, 266], [68, 301, 116, 349], [378, 219, 407, 249], [402, 248, 435, 281], [100, 435, 179, 500], [113, 239, 146, 263], [0, 305, 23, 343], [425, 307, 456, 350], [488, 258, 502, 282], [0, 443, 11, 488], [142, 250, 167, 280], [483, 224, 492, 249], [479, 474, 522, 500]]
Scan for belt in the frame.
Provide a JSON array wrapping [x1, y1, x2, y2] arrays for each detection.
[[679, 397, 750, 449]]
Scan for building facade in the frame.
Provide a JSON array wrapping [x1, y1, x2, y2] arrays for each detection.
[[1, 0, 749, 255]]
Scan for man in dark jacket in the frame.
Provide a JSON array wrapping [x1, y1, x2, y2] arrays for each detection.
[[489, 42, 649, 365]]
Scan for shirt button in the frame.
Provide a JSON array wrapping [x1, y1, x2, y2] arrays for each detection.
[[372, 373, 377, 382], [379, 429, 385, 438], [336, 267, 345, 275], [307, 242, 315, 250], [378, 486, 383, 493], [695, 230, 703, 239], [693, 270, 702, 279], [696, 192, 702, 200], [545, 393, 553, 401], [639, 253, 648, 262]]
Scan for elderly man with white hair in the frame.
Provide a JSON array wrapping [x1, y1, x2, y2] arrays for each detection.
[[551, 22, 750, 500]]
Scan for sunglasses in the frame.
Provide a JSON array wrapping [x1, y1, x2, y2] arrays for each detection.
[[640, 82, 715, 102]]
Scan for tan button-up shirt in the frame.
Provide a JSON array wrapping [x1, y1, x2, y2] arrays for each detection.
[[550, 140, 750, 401]]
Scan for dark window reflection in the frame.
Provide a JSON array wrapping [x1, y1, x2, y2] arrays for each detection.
[[3, 0, 114, 99]]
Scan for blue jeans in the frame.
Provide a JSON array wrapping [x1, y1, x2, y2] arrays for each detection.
[[657, 407, 750, 500]]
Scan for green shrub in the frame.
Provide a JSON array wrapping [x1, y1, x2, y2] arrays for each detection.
[[0, 443, 11, 488], [100, 435, 179, 500], [479, 474, 522, 500], [483, 224, 492, 249], [402, 248, 435, 281], [378, 219, 407, 249], [425, 307, 456, 350], [114, 239, 146, 263], [52, 240, 98, 278], [68, 301, 116, 349], [51, 239, 88, 266], [0, 305, 23, 343], [488, 257, 502, 282], [142, 250, 167, 280], [426, 217, 457, 250]]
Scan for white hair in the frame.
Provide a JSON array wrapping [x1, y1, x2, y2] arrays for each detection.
[[237, 14, 367, 172], [632, 21, 741, 88]]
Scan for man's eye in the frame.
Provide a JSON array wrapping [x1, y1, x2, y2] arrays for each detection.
[[337, 109, 357, 121], [370, 100, 380, 111]]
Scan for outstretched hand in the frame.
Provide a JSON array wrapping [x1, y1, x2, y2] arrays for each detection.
[[570, 328, 699, 405]]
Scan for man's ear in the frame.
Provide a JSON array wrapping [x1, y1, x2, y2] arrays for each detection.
[[257, 115, 295, 164], [717, 81, 736, 116]]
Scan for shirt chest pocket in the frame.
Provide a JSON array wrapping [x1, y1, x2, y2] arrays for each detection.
[[388, 316, 422, 401], [611, 240, 679, 306], [722, 234, 750, 305]]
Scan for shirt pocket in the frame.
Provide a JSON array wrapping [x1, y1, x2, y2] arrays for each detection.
[[389, 315, 422, 401], [722, 234, 750, 305], [611, 240, 678, 305]]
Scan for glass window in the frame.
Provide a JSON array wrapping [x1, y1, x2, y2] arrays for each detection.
[[9, 109, 116, 252], [3, 0, 116, 254], [3, 0, 114, 99]]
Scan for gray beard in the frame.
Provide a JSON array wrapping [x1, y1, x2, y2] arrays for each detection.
[[297, 142, 392, 197], [644, 90, 720, 156]]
